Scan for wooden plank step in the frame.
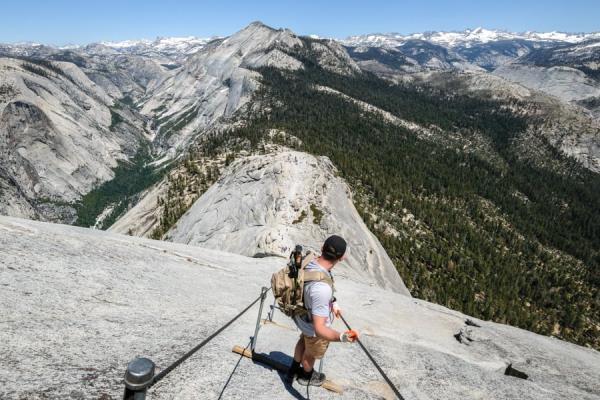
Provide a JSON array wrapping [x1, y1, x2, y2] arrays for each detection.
[[232, 345, 343, 394]]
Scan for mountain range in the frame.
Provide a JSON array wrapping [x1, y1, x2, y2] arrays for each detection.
[[343, 27, 600, 47]]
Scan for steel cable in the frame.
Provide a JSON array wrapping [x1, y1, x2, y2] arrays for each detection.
[[340, 314, 405, 400], [142, 284, 404, 400], [148, 287, 271, 388]]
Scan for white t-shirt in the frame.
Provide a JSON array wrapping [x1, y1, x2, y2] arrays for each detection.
[[293, 259, 334, 337]]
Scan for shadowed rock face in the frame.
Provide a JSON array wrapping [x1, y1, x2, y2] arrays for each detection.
[[483, 68, 600, 173], [0, 58, 146, 221], [0, 174, 37, 219], [164, 149, 410, 295], [0, 101, 52, 199], [1, 215, 599, 399], [404, 69, 600, 174]]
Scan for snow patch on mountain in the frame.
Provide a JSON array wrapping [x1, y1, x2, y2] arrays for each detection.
[[342, 28, 600, 48], [99, 36, 215, 60]]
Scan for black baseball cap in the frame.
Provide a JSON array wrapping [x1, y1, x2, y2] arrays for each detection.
[[322, 235, 347, 260]]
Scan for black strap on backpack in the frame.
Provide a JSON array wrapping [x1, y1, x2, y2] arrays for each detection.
[[288, 245, 303, 306], [288, 245, 303, 279]]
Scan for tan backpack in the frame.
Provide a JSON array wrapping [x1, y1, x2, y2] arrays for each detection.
[[271, 246, 334, 318]]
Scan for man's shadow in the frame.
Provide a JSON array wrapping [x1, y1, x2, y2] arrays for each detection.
[[251, 350, 310, 400], [217, 341, 309, 400]]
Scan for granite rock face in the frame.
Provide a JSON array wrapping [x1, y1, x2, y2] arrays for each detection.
[[164, 150, 410, 295], [142, 22, 360, 152], [413, 70, 600, 173], [140, 22, 303, 152], [472, 69, 600, 173], [493, 64, 600, 104], [108, 178, 169, 237], [80, 50, 170, 101], [0, 58, 145, 221], [1, 216, 599, 399]]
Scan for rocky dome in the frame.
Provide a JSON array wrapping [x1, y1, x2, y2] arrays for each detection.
[[164, 150, 409, 295]]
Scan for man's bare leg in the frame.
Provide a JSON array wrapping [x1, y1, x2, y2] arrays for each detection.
[[301, 353, 316, 373], [293, 337, 305, 363]]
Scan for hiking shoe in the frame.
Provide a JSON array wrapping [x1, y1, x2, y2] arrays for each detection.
[[297, 369, 326, 386]]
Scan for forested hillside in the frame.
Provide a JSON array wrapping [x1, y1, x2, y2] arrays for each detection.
[[200, 39, 599, 348]]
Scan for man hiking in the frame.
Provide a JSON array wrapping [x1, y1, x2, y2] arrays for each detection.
[[286, 235, 359, 386]]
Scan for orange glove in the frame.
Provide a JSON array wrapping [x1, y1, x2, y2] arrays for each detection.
[[340, 329, 359, 343]]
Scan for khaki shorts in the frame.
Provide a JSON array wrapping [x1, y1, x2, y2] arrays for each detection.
[[301, 333, 330, 359]]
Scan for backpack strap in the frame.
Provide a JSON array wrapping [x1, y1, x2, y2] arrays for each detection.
[[301, 251, 315, 269], [302, 270, 334, 321], [303, 270, 334, 289]]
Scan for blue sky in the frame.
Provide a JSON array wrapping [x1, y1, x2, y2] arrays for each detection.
[[2, 0, 599, 45]]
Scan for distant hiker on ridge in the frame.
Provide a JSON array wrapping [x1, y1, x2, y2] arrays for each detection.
[[272, 235, 359, 387]]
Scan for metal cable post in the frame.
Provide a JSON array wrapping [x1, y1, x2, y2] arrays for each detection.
[[251, 286, 268, 352], [123, 357, 155, 400], [318, 357, 324, 374], [267, 297, 277, 322]]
